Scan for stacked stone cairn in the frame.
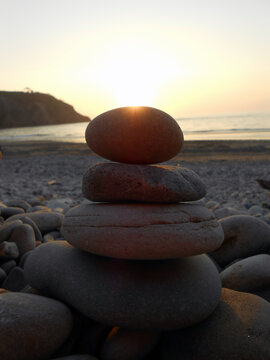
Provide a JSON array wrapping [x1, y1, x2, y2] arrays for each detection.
[[22, 106, 223, 359]]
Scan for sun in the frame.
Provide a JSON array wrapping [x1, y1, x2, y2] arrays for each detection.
[[105, 57, 158, 106], [77, 38, 183, 108]]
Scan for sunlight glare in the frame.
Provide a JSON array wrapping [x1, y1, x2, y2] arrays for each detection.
[[76, 39, 186, 108]]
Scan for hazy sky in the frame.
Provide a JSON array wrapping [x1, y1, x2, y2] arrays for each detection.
[[1, 0, 270, 118]]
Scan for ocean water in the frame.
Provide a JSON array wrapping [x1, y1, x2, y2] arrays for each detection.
[[0, 113, 269, 142]]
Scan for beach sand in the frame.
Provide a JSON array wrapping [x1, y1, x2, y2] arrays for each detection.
[[0, 140, 269, 212]]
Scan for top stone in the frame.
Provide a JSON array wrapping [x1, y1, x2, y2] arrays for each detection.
[[85, 106, 184, 164]]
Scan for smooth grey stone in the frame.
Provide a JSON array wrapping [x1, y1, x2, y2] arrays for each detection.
[[24, 241, 221, 330], [82, 163, 206, 203], [7, 211, 64, 234], [0, 219, 23, 243], [100, 328, 160, 360], [62, 203, 224, 259], [162, 288, 270, 359], [2, 266, 28, 291], [46, 199, 70, 213], [214, 207, 243, 220], [248, 205, 264, 216], [0, 241, 19, 259], [26, 198, 44, 207], [9, 224, 36, 255], [5, 199, 31, 211], [220, 254, 270, 292], [0, 260, 16, 274], [43, 231, 61, 242], [1, 206, 25, 219], [209, 215, 270, 267], [0, 291, 73, 360], [43, 233, 55, 242], [19, 215, 43, 242], [206, 200, 220, 210]]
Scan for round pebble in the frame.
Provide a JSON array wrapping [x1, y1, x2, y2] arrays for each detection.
[[0, 219, 23, 243], [7, 211, 64, 234], [62, 203, 224, 259], [209, 215, 270, 267], [220, 254, 270, 292], [162, 288, 270, 359], [0, 206, 25, 219], [24, 241, 221, 330], [5, 199, 31, 211], [82, 163, 206, 203], [9, 224, 36, 255], [2, 266, 28, 291], [85, 106, 184, 164], [0, 291, 73, 360], [214, 207, 243, 220]]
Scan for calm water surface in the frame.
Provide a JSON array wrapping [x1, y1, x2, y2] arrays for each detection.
[[0, 113, 269, 142]]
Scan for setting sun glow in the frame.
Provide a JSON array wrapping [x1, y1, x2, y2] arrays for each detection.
[[1, 1, 270, 118], [75, 38, 185, 109]]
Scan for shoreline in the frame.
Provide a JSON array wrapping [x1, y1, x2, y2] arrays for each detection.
[[1, 139, 270, 161]]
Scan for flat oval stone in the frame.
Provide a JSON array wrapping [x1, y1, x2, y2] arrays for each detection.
[[220, 254, 270, 292], [5, 199, 31, 211], [1, 206, 25, 219], [7, 211, 64, 234], [9, 224, 36, 255], [24, 241, 221, 330], [2, 266, 28, 291], [82, 163, 206, 203], [0, 291, 73, 360], [162, 288, 270, 359], [209, 215, 270, 267], [62, 203, 224, 259], [0, 220, 23, 243], [85, 106, 184, 164]]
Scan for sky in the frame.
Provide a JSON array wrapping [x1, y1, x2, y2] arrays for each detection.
[[1, 0, 270, 119]]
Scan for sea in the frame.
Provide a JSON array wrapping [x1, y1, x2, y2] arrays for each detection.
[[0, 113, 269, 142]]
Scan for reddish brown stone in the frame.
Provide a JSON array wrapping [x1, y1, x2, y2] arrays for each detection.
[[85, 106, 184, 164], [82, 163, 206, 203]]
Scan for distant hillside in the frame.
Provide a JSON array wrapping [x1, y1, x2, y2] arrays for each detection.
[[0, 91, 90, 129]]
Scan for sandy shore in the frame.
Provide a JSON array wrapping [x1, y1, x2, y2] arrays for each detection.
[[0, 140, 269, 212], [1, 139, 270, 161]]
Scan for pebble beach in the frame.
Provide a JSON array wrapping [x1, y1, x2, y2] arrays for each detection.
[[0, 123, 270, 360], [0, 139, 269, 218]]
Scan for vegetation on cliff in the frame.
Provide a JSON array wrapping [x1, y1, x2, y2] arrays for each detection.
[[0, 91, 90, 129]]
